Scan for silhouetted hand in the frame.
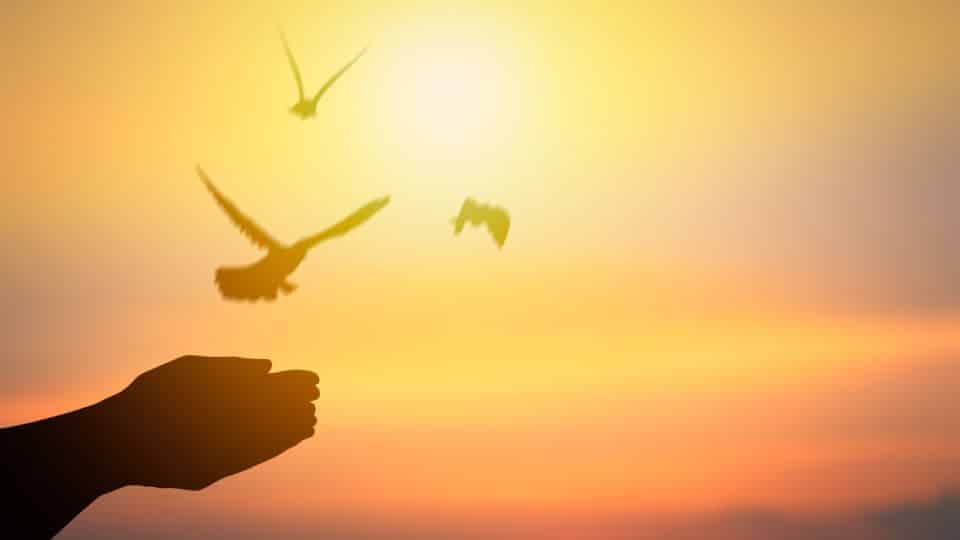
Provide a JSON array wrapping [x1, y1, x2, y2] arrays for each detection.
[[1, 355, 319, 539], [108, 356, 319, 490]]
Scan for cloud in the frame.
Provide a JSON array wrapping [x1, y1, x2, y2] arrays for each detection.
[[576, 492, 960, 540], [651, 492, 960, 540], [867, 492, 960, 540], [758, 90, 960, 313], [655, 85, 960, 314], [60, 493, 960, 540]]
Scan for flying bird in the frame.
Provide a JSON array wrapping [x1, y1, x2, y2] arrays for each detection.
[[282, 32, 368, 119], [197, 166, 390, 301], [451, 197, 510, 248]]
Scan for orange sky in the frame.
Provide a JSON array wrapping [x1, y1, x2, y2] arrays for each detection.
[[2, 2, 960, 539]]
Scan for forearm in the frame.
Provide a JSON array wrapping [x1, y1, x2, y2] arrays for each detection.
[[2, 394, 128, 539]]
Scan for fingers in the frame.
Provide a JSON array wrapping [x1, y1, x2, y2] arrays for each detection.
[[266, 370, 321, 401], [252, 370, 319, 437], [268, 369, 320, 386], [164, 356, 273, 378], [262, 402, 316, 441], [199, 369, 319, 484], [236, 394, 317, 470], [301, 402, 318, 430], [209, 356, 273, 376], [260, 370, 320, 436], [212, 412, 315, 485], [227, 419, 315, 477]]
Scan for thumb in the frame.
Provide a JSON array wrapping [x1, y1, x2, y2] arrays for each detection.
[[170, 356, 272, 378]]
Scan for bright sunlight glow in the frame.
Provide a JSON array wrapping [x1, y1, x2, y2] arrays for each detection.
[[378, 31, 523, 161]]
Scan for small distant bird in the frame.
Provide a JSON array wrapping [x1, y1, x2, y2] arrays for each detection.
[[282, 32, 367, 119], [451, 197, 510, 248], [197, 166, 390, 301]]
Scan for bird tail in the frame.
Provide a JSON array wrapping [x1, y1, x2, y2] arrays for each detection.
[[215, 266, 280, 301]]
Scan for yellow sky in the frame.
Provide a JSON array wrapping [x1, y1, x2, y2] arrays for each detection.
[[3, 2, 960, 538]]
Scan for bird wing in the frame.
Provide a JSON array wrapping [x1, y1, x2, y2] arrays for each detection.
[[196, 166, 283, 251], [485, 206, 510, 248], [451, 197, 476, 234], [312, 45, 368, 103], [297, 195, 390, 249], [281, 31, 306, 101]]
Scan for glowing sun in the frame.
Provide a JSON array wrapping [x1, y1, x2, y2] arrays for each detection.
[[378, 33, 522, 159]]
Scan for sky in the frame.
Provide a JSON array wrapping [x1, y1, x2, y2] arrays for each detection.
[[2, 1, 960, 539]]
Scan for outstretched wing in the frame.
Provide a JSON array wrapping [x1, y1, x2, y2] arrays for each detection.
[[485, 206, 510, 248], [196, 166, 282, 251], [281, 31, 306, 101], [312, 45, 368, 103], [297, 195, 390, 249], [450, 197, 477, 234]]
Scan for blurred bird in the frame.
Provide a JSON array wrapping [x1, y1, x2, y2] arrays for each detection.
[[451, 197, 510, 248], [282, 32, 367, 119], [197, 166, 390, 301]]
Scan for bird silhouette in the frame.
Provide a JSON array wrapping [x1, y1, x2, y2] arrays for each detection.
[[451, 197, 510, 248], [282, 32, 367, 119], [197, 166, 390, 301]]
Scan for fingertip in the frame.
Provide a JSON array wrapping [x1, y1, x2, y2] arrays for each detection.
[[245, 357, 272, 374], [287, 425, 315, 446], [269, 369, 319, 385], [259, 358, 273, 373]]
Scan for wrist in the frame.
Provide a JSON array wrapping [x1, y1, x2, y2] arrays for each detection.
[[71, 391, 134, 494]]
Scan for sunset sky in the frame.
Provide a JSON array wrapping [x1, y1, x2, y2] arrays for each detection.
[[2, 2, 960, 539]]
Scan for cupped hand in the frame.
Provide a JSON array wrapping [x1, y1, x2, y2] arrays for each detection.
[[106, 356, 319, 490]]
